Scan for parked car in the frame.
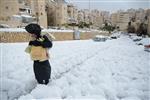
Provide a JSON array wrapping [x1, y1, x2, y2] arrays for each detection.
[[144, 44, 150, 52], [93, 35, 107, 42], [110, 32, 121, 39]]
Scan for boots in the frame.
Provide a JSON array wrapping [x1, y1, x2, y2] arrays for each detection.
[[37, 79, 49, 85]]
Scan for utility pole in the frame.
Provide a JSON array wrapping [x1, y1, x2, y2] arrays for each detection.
[[89, 0, 91, 31]]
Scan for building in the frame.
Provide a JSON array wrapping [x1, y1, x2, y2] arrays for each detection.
[[55, 2, 67, 26], [91, 9, 103, 28], [73, 8, 78, 24], [0, 0, 19, 21], [135, 9, 145, 21], [67, 4, 78, 24], [117, 12, 130, 31], [16, 0, 35, 27], [0, 0, 47, 28], [101, 11, 110, 23], [110, 13, 118, 26], [78, 10, 84, 23], [30, 0, 48, 28], [83, 9, 90, 24], [127, 8, 136, 21], [46, 0, 57, 26], [0, 0, 20, 27], [67, 4, 74, 19], [18, 0, 32, 15]]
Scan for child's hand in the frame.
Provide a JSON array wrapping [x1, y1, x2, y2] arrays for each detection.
[[29, 40, 42, 46]]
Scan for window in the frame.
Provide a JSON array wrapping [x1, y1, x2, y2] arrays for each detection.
[[5, 6, 8, 10], [18, 0, 22, 4], [68, 11, 71, 13]]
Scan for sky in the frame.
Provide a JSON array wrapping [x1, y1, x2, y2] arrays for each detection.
[[65, 0, 150, 13]]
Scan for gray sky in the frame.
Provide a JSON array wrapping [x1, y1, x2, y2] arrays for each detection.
[[65, 0, 150, 12]]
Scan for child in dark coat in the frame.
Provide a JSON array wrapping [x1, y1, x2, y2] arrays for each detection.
[[25, 23, 53, 85]]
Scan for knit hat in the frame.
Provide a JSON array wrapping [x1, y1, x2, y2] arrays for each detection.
[[25, 23, 41, 37]]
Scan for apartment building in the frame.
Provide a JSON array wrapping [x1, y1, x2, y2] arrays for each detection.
[[67, 4, 74, 19], [73, 8, 78, 24], [0, 0, 19, 21], [101, 11, 110, 22], [135, 9, 145, 21], [55, 3, 67, 26], [116, 12, 130, 31], [0, 0, 47, 28], [18, 0, 31, 15], [127, 8, 136, 20], [67, 4, 78, 24], [83, 9, 90, 24], [110, 13, 118, 26], [78, 10, 84, 23], [91, 10, 103, 28], [46, 0, 56, 26], [0, 0, 20, 27], [30, 0, 47, 28]]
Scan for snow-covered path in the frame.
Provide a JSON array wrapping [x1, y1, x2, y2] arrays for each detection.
[[0, 34, 149, 100]]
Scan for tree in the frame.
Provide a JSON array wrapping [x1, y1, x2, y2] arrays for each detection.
[[127, 22, 135, 33], [102, 23, 115, 33], [137, 22, 147, 36], [62, 23, 68, 28]]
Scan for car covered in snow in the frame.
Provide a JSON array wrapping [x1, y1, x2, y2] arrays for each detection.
[[93, 35, 108, 42], [110, 32, 121, 39], [144, 44, 150, 52]]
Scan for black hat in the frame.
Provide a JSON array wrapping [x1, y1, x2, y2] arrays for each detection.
[[25, 23, 41, 36]]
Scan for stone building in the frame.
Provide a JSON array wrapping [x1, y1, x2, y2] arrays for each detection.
[[67, 4, 78, 25], [78, 10, 84, 23], [91, 10, 103, 28], [0, 0, 47, 28], [0, 0, 20, 27], [30, 0, 48, 28], [46, 0, 56, 26], [55, 3, 67, 26], [116, 12, 130, 31], [110, 13, 118, 26]]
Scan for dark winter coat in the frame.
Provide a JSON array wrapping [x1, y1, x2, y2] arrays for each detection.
[[29, 35, 52, 48]]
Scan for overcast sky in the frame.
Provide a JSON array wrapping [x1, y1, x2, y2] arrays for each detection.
[[65, 0, 150, 12]]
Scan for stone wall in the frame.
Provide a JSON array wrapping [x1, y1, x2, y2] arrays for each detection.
[[0, 32, 32, 43], [0, 31, 106, 43]]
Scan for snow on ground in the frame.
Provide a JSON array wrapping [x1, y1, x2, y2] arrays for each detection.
[[0, 33, 150, 100], [0, 28, 100, 33], [0, 28, 74, 33]]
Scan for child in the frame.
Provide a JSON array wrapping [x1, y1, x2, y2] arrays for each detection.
[[25, 23, 53, 85]]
